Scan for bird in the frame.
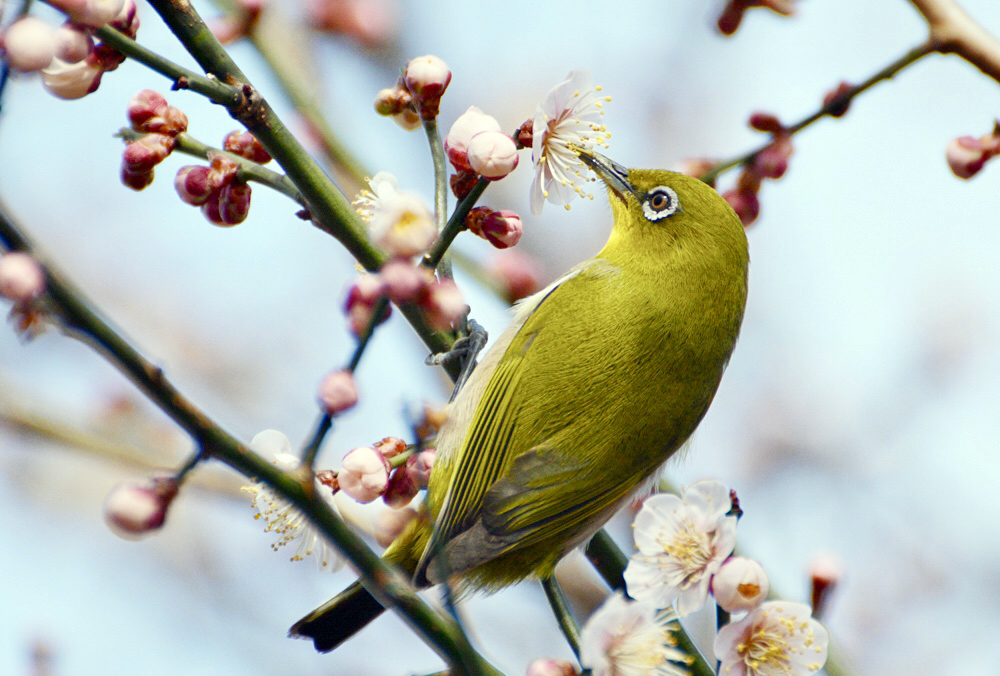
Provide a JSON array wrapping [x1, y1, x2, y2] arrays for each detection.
[[290, 149, 749, 652]]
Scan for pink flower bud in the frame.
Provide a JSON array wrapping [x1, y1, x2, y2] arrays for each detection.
[[127, 89, 168, 130], [104, 476, 178, 539], [207, 153, 240, 189], [339, 446, 390, 503], [374, 84, 411, 116], [121, 166, 154, 191], [201, 192, 225, 226], [373, 436, 407, 459], [374, 506, 417, 546], [808, 554, 842, 618], [822, 80, 853, 118], [383, 465, 419, 509], [305, 0, 398, 47], [217, 180, 252, 225], [2, 17, 57, 72], [467, 131, 519, 180], [753, 135, 793, 180], [486, 250, 543, 303], [344, 274, 391, 337], [449, 170, 479, 199], [404, 54, 451, 118], [516, 118, 533, 149], [723, 188, 760, 227], [41, 56, 104, 99], [473, 209, 523, 249], [317, 369, 359, 414], [718, 0, 795, 36], [391, 108, 422, 131], [380, 259, 429, 303], [445, 106, 502, 172], [526, 658, 578, 676], [174, 166, 214, 205], [53, 22, 94, 63], [712, 556, 770, 613], [420, 278, 465, 331], [946, 136, 990, 179], [122, 133, 174, 173], [748, 111, 784, 134], [223, 130, 272, 164], [0, 253, 45, 303]]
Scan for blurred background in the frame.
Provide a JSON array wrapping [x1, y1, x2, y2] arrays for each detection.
[[2, 0, 1000, 673]]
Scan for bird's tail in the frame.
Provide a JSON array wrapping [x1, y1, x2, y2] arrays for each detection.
[[289, 511, 431, 652], [289, 580, 385, 653]]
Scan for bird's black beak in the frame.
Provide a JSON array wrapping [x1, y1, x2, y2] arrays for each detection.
[[578, 150, 633, 199]]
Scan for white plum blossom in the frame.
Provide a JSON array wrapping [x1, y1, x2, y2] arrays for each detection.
[[242, 430, 345, 572], [714, 601, 829, 676], [579, 592, 690, 676], [713, 556, 770, 614], [353, 172, 436, 258], [624, 480, 737, 616], [530, 70, 611, 215]]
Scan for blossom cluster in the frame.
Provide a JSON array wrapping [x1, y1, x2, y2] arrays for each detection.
[[0, 0, 138, 99], [120, 90, 189, 191]]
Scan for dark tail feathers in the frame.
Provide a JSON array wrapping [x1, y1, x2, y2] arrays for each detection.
[[289, 581, 386, 653]]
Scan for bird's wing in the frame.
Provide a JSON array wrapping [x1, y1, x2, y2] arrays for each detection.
[[421, 259, 640, 571]]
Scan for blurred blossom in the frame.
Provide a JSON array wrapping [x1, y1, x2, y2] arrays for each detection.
[[579, 592, 688, 676], [317, 369, 359, 414], [487, 249, 543, 303], [822, 80, 854, 117], [624, 480, 737, 616], [41, 55, 104, 99], [946, 126, 1000, 179], [723, 184, 761, 227], [525, 658, 578, 676], [354, 172, 437, 257], [714, 601, 828, 676], [420, 278, 465, 331], [531, 70, 611, 215], [242, 430, 345, 572], [0, 252, 46, 303], [58, 0, 126, 27], [305, 0, 398, 47], [374, 506, 417, 547], [344, 273, 391, 337], [466, 207, 523, 249], [808, 554, 842, 618], [104, 477, 178, 539], [718, 0, 796, 36], [446, 106, 503, 172], [712, 556, 770, 613], [380, 258, 430, 304], [2, 17, 57, 72]]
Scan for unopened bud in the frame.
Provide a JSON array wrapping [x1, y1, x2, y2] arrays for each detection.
[[404, 54, 451, 119], [0, 253, 45, 303], [753, 135, 792, 180], [748, 111, 784, 134], [122, 133, 174, 173], [104, 476, 178, 539], [445, 106, 502, 172], [516, 118, 534, 149], [380, 258, 429, 303], [808, 554, 842, 618], [339, 446, 390, 503], [53, 22, 94, 63], [2, 17, 57, 72], [723, 188, 760, 227], [317, 369, 359, 414], [223, 130, 272, 164], [486, 250, 543, 303], [450, 169, 479, 200], [467, 131, 519, 180], [217, 180, 252, 225], [469, 208, 523, 249], [526, 658, 578, 676], [121, 166, 154, 191], [712, 556, 770, 613], [174, 166, 214, 205], [127, 89, 167, 130], [946, 136, 991, 179], [822, 81, 853, 118], [374, 506, 417, 546], [344, 274, 391, 337], [42, 56, 104, 99], [66, 0, 126, 28], [420, 278, 465, 331]]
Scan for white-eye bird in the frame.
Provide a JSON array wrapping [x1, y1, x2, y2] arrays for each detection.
[[291, 150, 749, 652]]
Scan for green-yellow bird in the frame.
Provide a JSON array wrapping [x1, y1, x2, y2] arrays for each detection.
[[291, 150, 749, 651]]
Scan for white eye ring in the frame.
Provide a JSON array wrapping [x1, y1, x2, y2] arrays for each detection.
[[642, 186, 680, 221]]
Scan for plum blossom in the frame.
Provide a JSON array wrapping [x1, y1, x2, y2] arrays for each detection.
[[714, 601, 828, 676], [712, 556, 770, 613], [530, 70, 611, 215], [242, 430, 344, 572], [353, 172, 436, 258], [579, 592, 689, 676], [624, 480, 737, 616]]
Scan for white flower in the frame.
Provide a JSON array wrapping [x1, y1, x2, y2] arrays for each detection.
[[624, 480, 737, 616], [242, 430, 345, 572], [713, 556, 770, 614], [714, 601, 829, 676], [353, 172, 437, 257], [579, 592, 690, 676], [530, 70, 611, 215]]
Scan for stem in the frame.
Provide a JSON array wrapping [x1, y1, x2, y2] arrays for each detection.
[[0, 199, 492, 675], [117, 128, 304, 204], [541, 577, 581, 660], [95, 25, 242, 106], [910, 0, 1000, 83], [700, 42, 935, 184], [423, 118, 452, 279], [423, 178, 490, 271]]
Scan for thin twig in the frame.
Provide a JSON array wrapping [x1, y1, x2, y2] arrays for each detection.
[[541, 577, 582, 660]]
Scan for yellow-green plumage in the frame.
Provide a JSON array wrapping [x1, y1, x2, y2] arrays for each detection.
[[291, 153, 748, 651]]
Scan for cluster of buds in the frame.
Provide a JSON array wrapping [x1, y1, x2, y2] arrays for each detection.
[[946, 122, 1000, 179], [103, 475, 179, 539], [326, 437, 436, 506], [722, 112, 794, 226], [374, 54, 451, 128], [0, 0, 138, 99], [464, 206, 523, 249], [717, 0, 796, 36], [120, 89, 188, 190], [344, 260, 465, 336], [174, 132, 270, 226], [0, 251, 47, 336], [445, 106, 520, 197]]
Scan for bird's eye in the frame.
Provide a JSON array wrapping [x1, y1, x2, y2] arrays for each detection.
[[642, 186, 680, 222]]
